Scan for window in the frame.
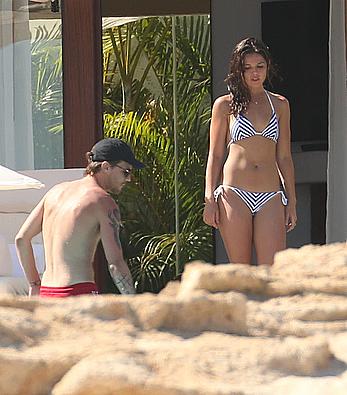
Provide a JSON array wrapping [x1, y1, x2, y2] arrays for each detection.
[[0, 1, 63, 170]]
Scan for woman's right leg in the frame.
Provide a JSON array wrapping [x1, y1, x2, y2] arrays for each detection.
[[218, 190, 253, 264]]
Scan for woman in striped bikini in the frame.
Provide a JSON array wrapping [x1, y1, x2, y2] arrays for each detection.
[[203, 37, 297, 265]]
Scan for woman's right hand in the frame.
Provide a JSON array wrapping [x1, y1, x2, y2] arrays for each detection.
[[203, 200, 220, 228]]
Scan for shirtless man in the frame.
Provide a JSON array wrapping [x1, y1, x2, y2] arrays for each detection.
[[15, 138, 144, 297]]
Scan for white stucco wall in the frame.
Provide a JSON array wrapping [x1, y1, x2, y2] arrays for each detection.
[[326, 0, 347, 242]]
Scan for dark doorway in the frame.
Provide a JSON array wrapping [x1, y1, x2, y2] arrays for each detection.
[[261, 0, 329, 147], [261, 0, 329, 244]]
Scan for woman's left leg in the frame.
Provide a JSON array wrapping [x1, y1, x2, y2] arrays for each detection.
[[253, 194, 286, 265]]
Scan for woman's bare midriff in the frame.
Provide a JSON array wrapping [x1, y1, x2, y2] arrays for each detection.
[[222, 136, 281, 191]]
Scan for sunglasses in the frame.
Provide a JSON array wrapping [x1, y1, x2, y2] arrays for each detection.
[[113, 164, 132, 178]]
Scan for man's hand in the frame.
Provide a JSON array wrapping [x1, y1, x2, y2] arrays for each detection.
[[29, 284, 40, 297]]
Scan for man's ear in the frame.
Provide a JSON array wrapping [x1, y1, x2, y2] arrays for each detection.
[[100, 161, 110, 171]]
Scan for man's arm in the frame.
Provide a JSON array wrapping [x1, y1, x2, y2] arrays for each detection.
[[15, 198, 44, 296], [99, 197, 135, 294]]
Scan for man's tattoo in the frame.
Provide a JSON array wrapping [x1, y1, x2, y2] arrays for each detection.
[[108, 208, 122, 248], [109, 265, 135, 294], [114, 272, 135, 294], [107, 208, 135, 294]]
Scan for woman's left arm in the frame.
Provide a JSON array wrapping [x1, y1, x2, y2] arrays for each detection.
[[276, 96, 297, 232]]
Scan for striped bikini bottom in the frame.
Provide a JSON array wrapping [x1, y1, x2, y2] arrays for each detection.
[[214, 185, 287, 216]]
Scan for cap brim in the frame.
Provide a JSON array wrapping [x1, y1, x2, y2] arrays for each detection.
[[131, 158, 145, 169]]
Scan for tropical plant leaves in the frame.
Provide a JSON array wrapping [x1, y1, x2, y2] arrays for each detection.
[[103, 16, 212, 292], [31, 22, 63, 168]]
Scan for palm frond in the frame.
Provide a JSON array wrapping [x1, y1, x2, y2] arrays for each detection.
[[102, 15, 212, 292]]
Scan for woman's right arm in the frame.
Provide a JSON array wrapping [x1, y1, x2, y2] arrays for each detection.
[[203, 96, 229, 228]]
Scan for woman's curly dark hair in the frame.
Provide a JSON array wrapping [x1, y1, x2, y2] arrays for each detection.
[[225, 37, 275, 116]]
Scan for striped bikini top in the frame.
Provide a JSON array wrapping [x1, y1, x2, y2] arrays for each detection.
[[228, 91, 279, 146]]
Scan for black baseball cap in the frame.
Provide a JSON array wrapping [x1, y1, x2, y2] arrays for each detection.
[[91, 138, 145, 169]]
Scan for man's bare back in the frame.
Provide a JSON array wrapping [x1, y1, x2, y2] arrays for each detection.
[[15, 138, 144, 297], [41, 177, 108, 286]]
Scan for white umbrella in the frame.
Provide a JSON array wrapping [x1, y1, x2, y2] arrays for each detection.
[[0, 165, 45, 190]]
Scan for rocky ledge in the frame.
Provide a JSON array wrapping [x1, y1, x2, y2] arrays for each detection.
[[0, 243, 347, 395]]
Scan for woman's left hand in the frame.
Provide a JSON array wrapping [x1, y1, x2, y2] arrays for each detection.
[[285, 203, 297, 232]]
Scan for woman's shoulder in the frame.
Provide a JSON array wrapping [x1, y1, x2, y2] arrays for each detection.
[[267, 91, 290, 114], [212, 94, 231, 114]]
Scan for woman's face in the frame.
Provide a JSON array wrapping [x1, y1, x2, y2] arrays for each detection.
[[242, 52, 268, 89]]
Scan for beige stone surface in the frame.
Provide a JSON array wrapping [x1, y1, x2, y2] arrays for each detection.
[[0, 243, 346, 394]]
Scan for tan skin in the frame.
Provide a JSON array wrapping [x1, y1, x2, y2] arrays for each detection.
[[203, 53, 297, 265], [15, 160, 135, 296]]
